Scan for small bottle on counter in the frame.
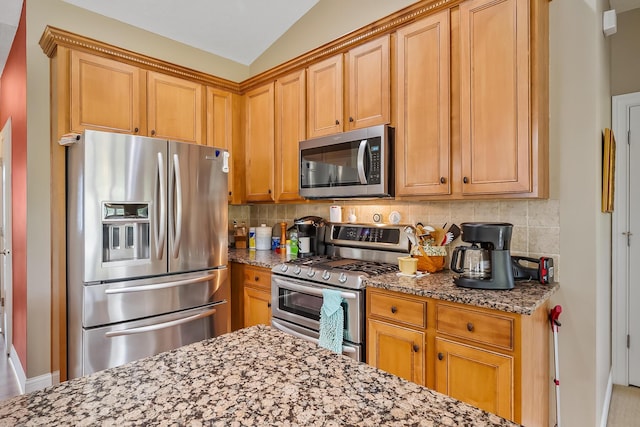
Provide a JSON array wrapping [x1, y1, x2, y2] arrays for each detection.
[[248, 227, 256, 249], [285, 239, 292, 255], [289, 229, 298, 256]]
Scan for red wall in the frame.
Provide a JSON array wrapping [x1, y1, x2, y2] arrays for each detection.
[[0, 2, 28, 370]]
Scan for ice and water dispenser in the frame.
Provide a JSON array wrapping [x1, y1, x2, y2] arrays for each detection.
[[102, 203, 150, 262]]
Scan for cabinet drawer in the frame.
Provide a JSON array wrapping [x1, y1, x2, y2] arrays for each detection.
[[436, 304, 513, 351], [243, 266, 271, 291], [369, 291, 426, 329]]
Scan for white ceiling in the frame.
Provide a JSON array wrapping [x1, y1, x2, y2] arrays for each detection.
[[61, 0, 319, 66], [0, 0, 23, 77]]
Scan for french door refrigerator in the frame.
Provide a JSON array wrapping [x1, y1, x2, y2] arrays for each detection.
[[67, 130, 230, 379]]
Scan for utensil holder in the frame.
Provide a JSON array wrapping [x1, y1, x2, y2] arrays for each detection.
[[413, 246, 445, 273]]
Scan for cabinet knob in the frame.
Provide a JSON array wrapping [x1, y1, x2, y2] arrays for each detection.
[[151, 129, 156, 136], [268, 189, 272, 194], [463, 176, 469, 184], [438, 352, 444, 361], [134, 127, 139, 133], [267, 302, 272, 308], [254, 276, 260, 282], [229, 191, 232, 196], [335, 119, 340, 125], [391, 306, 397, 314], [440, 177, 446, 184], [412, 344, 419, 352], [349, 117, 354, 123], [467, 322, 474, 332]]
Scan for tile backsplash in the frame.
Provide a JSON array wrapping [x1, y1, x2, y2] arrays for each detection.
[[229, 199, 560, 280]]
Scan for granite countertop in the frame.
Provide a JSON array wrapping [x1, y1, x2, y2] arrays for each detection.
[[229, 249, 558, 316], [0, 326, 518, 426], [364, 270, 558, 315]]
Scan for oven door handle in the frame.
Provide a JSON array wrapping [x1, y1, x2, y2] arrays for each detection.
[[277, 280, 357, 300], [271, 319, 356, 354]]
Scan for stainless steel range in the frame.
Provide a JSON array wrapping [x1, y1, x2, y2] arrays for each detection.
[[271, 223, 410, 361]]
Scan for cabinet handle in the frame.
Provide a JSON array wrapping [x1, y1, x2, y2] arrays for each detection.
[[467, 322, 474, 332], [440, 177, 446, 184], [438, 352, 444, 361], [390, 306, 397, 314], [335, 119, 340, 125], [151, 129, 156, 136], [349, 117, 354, 123], [463, 176, 469, 184], [412, 344, 419, 352], [134, 127, 139, 133]]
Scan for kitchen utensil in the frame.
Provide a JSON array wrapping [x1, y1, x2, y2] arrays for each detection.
[[441, 231, 454, 245], [447, 223, 461, 241]]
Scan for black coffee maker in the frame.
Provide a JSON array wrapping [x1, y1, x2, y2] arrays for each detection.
[[450, 222, 515, 290], [289, 216, 326, 257]]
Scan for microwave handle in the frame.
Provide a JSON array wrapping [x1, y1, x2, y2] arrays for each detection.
[[357, 139, 369, 184]]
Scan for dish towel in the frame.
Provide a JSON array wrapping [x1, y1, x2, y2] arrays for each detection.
[[318, 289, 344, 354]]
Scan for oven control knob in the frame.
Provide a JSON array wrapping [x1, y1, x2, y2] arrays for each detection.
[[279, 264, 289, 273], [322, 270, 331, 280], [293, 266, 302, 275], [307, 268, 316, 277], [338, 273, 348, 284]]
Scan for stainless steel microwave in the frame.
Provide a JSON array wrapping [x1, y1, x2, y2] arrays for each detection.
[[299, 125, 394, 199]]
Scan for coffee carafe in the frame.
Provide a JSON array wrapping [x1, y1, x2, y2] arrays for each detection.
[[450, 222, 515, 290]]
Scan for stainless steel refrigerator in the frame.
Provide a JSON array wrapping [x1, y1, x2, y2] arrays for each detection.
[[67, 130, 230, 379]]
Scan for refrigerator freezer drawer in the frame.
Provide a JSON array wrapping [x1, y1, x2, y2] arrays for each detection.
[[80, 302, 225, 377], [83, 269, 228, 328]]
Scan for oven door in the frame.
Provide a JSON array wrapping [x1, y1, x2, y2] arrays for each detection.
[[271, 318, 361, 361], [271, 275, 362, 344]]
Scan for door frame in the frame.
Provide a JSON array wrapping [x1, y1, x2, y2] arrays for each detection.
[[0, 118, 13, 356], [612, 91, 640, 385]]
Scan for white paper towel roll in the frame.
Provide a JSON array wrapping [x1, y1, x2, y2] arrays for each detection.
[[329, 205, 342, 222]]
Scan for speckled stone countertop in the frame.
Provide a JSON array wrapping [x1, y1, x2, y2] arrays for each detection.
[[364, 270, 558, 315], [229, 249, 558, 316], [0, 326, 518, 426]]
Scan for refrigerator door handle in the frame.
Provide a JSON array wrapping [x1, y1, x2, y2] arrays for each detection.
[[155, 152, 167, 260], [104, 306, 222, 337], [171, 153, 183, 259], [104, 271, 220, 294]]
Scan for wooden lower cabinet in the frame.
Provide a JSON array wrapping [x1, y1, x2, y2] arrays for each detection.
[[366, 288, 549, 426], [231, 263, 272, 330], [243, 286, 272, 327], [435, 338, 513, 419], [368, 319, 425, 386]]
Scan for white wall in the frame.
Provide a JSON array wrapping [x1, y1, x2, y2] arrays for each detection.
[[550, 0, 612, 425]]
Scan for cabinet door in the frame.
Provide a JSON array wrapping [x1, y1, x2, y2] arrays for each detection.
[[395, 11, 450, 196], [275, 70, 306, 202], [435, 337, 513, 420], [148, 71, 204, 144], [459, 0, 531, 194], [307, 54, 343, 138], [367, 319, 425, 386], [206, 87, 242, 203], [70, 51, 144, 134], [346, 35, 390, 130], [243, 286, 272, 327], [244, 83, 275, 202]]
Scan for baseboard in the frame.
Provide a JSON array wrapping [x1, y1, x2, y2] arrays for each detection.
[[9, 345, 25, 394], [600, 370, 613, 427], [24, 372, 53, 393], [8, 345, 54, 394]]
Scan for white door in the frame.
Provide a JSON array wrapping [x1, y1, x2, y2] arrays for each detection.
[[0, 119, 12, 356], [629, 104, 640, 386]]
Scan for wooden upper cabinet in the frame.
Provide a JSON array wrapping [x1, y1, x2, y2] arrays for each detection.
[[207, 87, 243, 203], [459, 0, 531, 194], [244, 82, 275, 202], [70, 51, 144, 135], [147, 71, 204, 144], [395, 12, 450, 197], [274, 70, 306, 202], [345, 35, 390, 130], [307, 54, 343, 138]]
